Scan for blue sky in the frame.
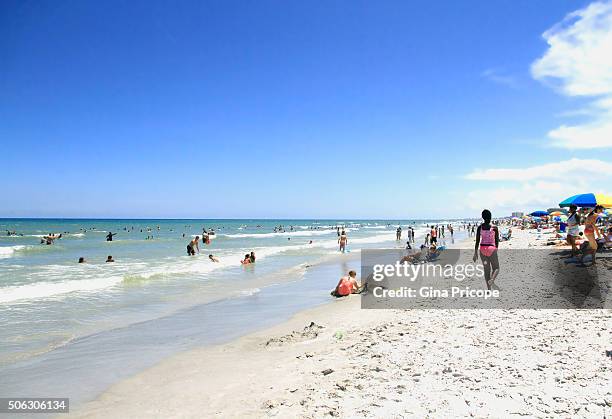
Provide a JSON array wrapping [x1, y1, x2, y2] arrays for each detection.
[[1, 0, 611, 218]]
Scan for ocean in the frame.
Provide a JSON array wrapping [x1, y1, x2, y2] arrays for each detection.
[[0, 218, 464, 407]]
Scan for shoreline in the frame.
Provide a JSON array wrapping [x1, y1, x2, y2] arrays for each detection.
[[72, 229, 612, 417]]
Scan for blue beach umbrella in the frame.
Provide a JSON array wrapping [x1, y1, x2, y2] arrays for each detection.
[[530, 211, 548, 217], [559, 193, 612, 208]]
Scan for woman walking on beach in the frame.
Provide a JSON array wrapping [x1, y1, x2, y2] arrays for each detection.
[[577, 205, 604, 266], [473, 209, 499, 289]]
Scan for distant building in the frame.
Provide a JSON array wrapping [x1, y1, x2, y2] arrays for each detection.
[[511, 211, 524, 218]]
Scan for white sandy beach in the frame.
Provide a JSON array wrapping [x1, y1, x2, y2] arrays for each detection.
[[72, 229, 611, 418]]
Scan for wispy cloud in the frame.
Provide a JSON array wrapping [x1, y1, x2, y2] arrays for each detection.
[[465, 158, 612, 181], [531, 1, 612, 149], [463, 181, 587, 214], [481, 68, 518, 88], [463, 159, 612, 214]]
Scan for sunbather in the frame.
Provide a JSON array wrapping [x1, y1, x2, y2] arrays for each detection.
[[331, 271, 361, 297]]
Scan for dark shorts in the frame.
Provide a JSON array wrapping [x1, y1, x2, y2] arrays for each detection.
[[187, 245, 194, 255], [431, 237, 437, 243]]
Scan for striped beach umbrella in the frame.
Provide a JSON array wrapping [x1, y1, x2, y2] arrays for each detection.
[[559, 193, 612, 208]]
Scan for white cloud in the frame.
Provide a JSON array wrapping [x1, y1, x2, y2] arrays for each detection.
[[462, 181, 594, 215], [531, 1, 612, 149], [464, 181, 574, 212], [463, 159, 612, 214], [465, 158, 612, 181], [548, 121, 612, 149]]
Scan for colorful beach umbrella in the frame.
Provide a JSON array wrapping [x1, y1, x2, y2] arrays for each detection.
[[559, 193, 612, 208], [530, 211, 549, 217], [549, 211, 563, 216]]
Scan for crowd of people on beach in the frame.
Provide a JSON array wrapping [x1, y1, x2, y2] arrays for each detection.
[[514, 204, 611, 266], [331, 200, 610, 298]]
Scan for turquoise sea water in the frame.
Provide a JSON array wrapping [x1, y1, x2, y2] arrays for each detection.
[[0, 218, 463, 407]]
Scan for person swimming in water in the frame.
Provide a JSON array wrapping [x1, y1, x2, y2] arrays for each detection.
[[250, 251, 256, 263], [187, 236, 200, 256], [241, 254, 251, 265], [473, 209, 499, 289], [106, 232, 117, 242], [209, 254, 219, 262], [106, 255, 115, 263]]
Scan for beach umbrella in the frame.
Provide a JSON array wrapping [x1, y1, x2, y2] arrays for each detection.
[[559, 193, 612, 208], [549, 211, 563, 216], [530, 211, 548, 217]]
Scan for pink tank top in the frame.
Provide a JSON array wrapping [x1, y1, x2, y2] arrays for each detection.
[[480, 227, 496, 246], [479, 226, 497, 257]]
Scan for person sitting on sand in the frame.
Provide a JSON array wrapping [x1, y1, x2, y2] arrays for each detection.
[[602, 227, 612, 249], [209, 254, 219, 262], [428, 243, 441, 257], [106, 255, 115, 263], [241, 254, 251, 265], [473, 209, 499, 290], [187, 236, 200, 256], [400, 248, 425, 264], [331, 271, 360, 297]]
